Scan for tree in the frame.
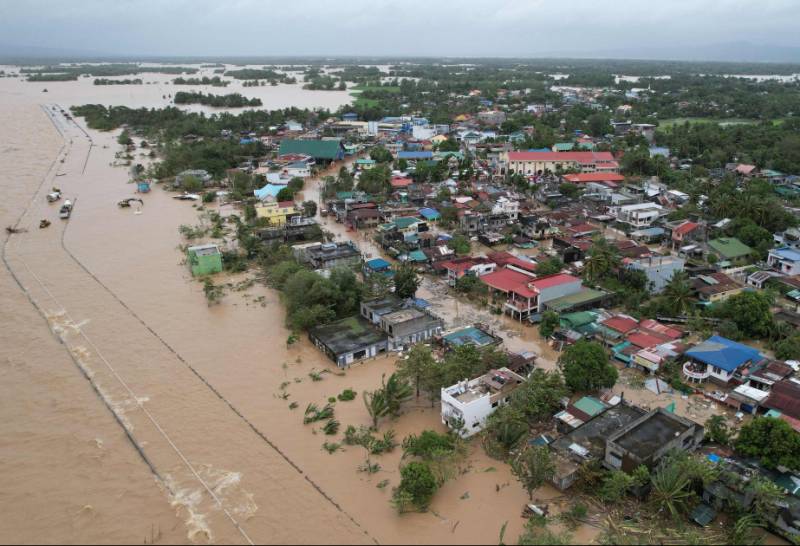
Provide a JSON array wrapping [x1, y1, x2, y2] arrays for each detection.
[[302, 200, 317, 217], [705, 415, 732, 445], [509, 369, 569, 422], [664, 271, 693, 314], [369, 146, 393, 163], [397, 345, 437, 398], [558, 339, 618, 393], [535, 257, 564, 276], [450, 234, 471, 255], [382, 372, 413, 417], [394, 263, 419, 299], [599, 471, 635, 504], [735, 417, 800, 471], [539, 311, 559, 338], [717, 291, 774, 339], [276, 187, 294, 202], [774, 333, 800, 360], [363, 388, 389, 429], [584, 236, 620, 282], [588, 112, 611, 137], [393, 462, 438, 512], [649, 459, 694, 519], [117, 129, 133, 146], [511, 446, 555, 500]]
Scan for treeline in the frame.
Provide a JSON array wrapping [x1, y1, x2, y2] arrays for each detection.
[[70, 104, 329, 138], [93, 78, 142, 85], [173, 76, 229, 87], [27, 73, 77, 81], [173, 91, 262, 107], [21, 63, 198, 78]]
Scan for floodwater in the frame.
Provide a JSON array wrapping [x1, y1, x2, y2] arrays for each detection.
[[0, 64, 352, 114], [0, 67, 748, 545]]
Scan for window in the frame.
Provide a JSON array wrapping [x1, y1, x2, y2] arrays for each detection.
[[472, 422, 480, 429]]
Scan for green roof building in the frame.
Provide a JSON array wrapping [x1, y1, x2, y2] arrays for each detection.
[[187, 244, 223, 277], [279, 139, 344, 161], [708, 237, 753, 265]]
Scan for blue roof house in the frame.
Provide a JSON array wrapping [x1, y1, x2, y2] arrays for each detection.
[[397, 151, 434, 161], [683, 336, 762, 385], [419, 207, 441, 221], [363, 258, 393, 278], [254, 183, 285, 200], [768, 247, 800, 276]]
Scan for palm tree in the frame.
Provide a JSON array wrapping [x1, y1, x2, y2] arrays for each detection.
[[383, 372, 413, 417], [663, 270, 693, 315], [585, 236, 620, 282], [363, 389, 389, 429], [649, 461, 694, 519]]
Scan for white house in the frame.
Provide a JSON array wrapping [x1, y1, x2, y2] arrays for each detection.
[[768, 247, 800, 276], [491, 196, 519, 220], [614, 202, 666, 229], [441, 368, 526, 437]]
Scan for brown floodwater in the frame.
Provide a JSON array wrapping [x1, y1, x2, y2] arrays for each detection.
[[1, 71, 760, 546]]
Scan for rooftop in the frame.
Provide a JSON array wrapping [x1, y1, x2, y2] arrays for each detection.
[[309, 316, 388, 355], [708, 237, 753, 259], [545, 287, 608, 313], [551, 402, 647, 460], [442, 326, 499, 348], [608, 409, 694, 461], [686, 335, 762, 373], [508, 151, 615, 164]]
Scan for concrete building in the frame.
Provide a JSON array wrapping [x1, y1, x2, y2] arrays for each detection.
[[296, 241, 362, 271], [502, 151, 619, 176], [627, 255, 685, 294], [768, 247, 800, 276], [256, 200, 299, 226], [381, 308, 444, 350], [604, 408, 704, 472], [308, 316, 388, 368], [614, 202, 666, 229], [441, 368, 526, 437], [683, 336, 762, 385]]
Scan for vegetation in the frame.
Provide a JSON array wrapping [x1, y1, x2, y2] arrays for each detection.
[[510, 446, 555, 500], [558, 339, 618, 393], [94, 78, 142, 85], [393, 263, 419, 299], [173, 91, 262, 107], [173, 76, 229, 87], [735, 417, 800, 471]]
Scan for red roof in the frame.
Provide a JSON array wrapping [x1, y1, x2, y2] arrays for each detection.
[[601, 316, 639, 334], [566, 223, 599, 236], [765, 380, 800, 420], [563, 173, 625, 184], [440, 257, 486, 275], [278, 200, 295, 208], [530, 273, 580, 290], [480, 267, 538, 298], [391, 177, 413, 188], [627, 332, 669, 349], [639, 319, 683, 340], [487, 251, 538, 273], [672, 221, 700, 236], [507, 151, 616, 164]]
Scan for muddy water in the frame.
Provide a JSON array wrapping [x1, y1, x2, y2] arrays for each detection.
[[0, 64, 351, 114]]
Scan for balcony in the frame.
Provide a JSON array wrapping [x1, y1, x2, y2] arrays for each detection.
[[683, 362, 710, 382]]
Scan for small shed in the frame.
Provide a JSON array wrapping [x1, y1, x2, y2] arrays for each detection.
[[187, 244, 222, 276]]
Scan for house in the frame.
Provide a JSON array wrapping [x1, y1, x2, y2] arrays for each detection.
[[555, 396, 609, 432], [309, 316, 388, 368], [441, 368, 526, 437], [683, 336, 763, 385], [255, 200, 299, 226], [477, 110, 506, 126], [279, 139, 344, 163], [627, 255, 685, 294], [768, 247, 800, 276], [763, 379, 800, 425], [562, 172, 625, 186], [363, 257, 393, 278], [380, 307, 444, 350], [630, 227, 666, 244], [299, 241, 362, 271], [186, 244, 222, 276], [708, 238, 754, 266], [550, 402, 647, 491], [670, 221, 704, 249], [605, 408, 704, 472], [439, 257, 495, 287], [502, 151, 619, 176], [614, 202, 666, 230], [691, 272, 744, 303], [440, 325, 502, 350]]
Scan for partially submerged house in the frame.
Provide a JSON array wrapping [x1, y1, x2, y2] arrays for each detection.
[[441, 367, 526, 437], [683, 335, 762, 385], [297, 241, 362, 271], [187, 244, 222, 276], [279, 138, 345, 163], [308, 316, 388, 368]]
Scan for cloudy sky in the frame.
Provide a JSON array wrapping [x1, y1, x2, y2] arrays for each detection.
[[1, 0, 798, 60]]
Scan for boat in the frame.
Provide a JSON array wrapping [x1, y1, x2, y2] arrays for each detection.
[[59, 200, 73, 219]]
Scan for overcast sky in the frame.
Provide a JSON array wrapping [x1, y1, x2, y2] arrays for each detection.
[[1, 0, 799, 60]]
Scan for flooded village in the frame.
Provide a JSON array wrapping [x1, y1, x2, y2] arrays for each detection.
[[2, 58, 800, 546]]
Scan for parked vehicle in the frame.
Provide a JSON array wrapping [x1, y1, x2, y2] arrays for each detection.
[[59, 200, 73, 219], [47, 191, 61, 203]]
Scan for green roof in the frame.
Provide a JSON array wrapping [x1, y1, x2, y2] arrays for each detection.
[[279, 139, 343, 160], [573, 396, 606, 417], [408, 250, 428, 262], [554, 142, 575, 152], [560, 311, 597, 329], [708, 238, 752, 259], [393, 216, 421, 229], [547, 288, 608, 313]]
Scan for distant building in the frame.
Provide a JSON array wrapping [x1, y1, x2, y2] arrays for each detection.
[[503, 151, 619, 176], [441, 368, 526, 437], [627, 255, 685, 294], [186, 244, 222, 277], [296, 241, 362, 271], [768, 247, 800, 276], [708, 238, 754, 266], [279, 139, 344, 163]]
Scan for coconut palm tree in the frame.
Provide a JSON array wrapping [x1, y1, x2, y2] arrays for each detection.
[[363, 389, 389, 429], [584, 236, 620, 283], [649, 461, 694, 519], [663, 270, 694, 315]]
